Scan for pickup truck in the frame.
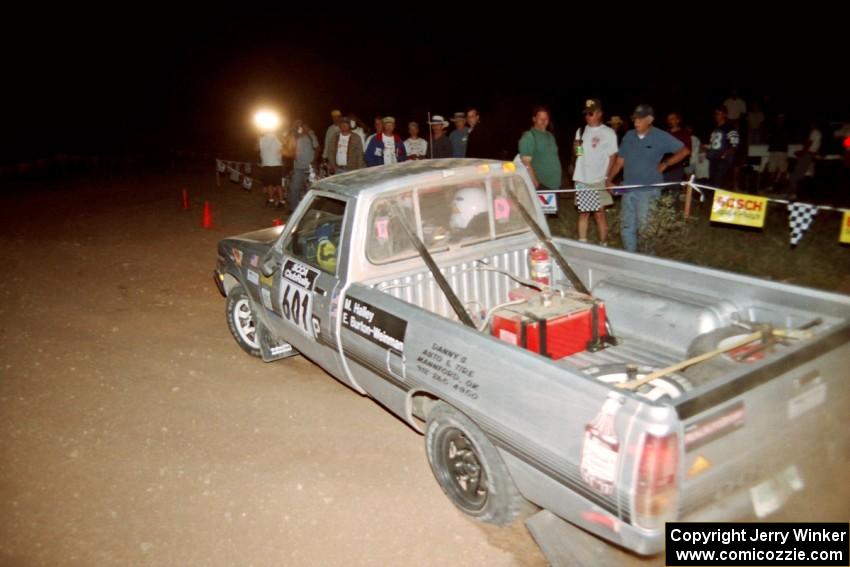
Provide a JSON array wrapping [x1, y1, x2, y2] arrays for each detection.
[[213, 158, 850, 556]]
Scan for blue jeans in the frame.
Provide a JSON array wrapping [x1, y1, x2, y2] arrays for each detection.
[[620, 188, 660, 253], [289, 168, 308, 212]]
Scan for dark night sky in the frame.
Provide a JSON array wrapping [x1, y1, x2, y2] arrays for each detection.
[[4, 8, 845, 163]]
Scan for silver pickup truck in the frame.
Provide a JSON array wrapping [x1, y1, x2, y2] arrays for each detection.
[[213, 159, 850, 557]]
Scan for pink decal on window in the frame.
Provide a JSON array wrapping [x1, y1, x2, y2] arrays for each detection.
[[494, 197, 511, 221], [375, 217, 390, 241]]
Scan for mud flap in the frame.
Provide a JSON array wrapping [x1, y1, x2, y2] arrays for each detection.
[[525, 510, 636, 567], [258, 321, 299, 362]]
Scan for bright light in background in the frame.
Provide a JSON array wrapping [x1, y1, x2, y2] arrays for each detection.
[[253, 109, 281, 132]]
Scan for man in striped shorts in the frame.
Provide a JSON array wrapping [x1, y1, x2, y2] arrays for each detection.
[[573, 99, 618, 246]]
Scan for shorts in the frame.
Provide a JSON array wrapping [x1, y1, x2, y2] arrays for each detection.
[[260, 165, 284, 187], [575, 180, 612, 212]]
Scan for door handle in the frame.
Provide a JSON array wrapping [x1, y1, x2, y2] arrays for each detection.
[[314, 285, 327, 296]]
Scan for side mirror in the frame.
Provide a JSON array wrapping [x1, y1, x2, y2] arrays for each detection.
[[261, 250, 279, 277]]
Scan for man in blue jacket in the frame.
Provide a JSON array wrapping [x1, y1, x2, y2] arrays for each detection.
[[365, 116, 408, 166]]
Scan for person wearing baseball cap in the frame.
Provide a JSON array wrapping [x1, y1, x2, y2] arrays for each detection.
[[364, 116, 408, 167], [606, 103, 690, 253], [428, 115, 453, 159], [449, 112, 469, 157], [327, 116, 365, 175], [573, 99, 617, 246]]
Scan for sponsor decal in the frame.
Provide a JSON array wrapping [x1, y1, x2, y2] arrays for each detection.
[[261, 287, 273, 310], [684, 401, 745, 451], [282, 259, 318, 291], [840, 211, 850, 244], [580, 393, 624, 495], [538, 192, 557, 214], [710, 190, 768, 227]]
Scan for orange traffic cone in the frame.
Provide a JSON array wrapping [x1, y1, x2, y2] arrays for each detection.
[[272, 218, 282, 226], [201, 201, 213, 229], [181, 188, 190, 210]]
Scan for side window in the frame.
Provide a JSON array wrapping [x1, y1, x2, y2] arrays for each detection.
[[284, 196, 347, 275], [366, 190, 417, 264]]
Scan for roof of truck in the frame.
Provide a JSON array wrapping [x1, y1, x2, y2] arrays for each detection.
[[313, 158, 511, 199]]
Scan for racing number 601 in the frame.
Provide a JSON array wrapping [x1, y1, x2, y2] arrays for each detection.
[[281, 284, 310, 333]]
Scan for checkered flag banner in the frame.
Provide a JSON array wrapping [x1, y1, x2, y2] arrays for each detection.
[[788, 202, 818, 246]]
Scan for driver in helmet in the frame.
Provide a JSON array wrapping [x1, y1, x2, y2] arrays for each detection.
[[449, 187, 489, 241]]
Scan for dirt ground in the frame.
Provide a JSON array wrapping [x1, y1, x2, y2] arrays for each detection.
[[0, 168, 553, 567], [0, 166, 846, 567]]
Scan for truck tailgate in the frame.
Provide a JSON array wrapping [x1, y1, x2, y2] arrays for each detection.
[[676, 324, 850, 520]]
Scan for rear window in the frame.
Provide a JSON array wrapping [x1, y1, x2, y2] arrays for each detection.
[[366, 174, 533, 265]]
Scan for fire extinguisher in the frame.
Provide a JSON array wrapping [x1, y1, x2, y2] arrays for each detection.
[[528, 243, 551, 287]]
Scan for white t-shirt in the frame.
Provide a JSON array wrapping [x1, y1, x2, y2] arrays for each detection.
[[353, 127, 366, 147], [404, 137, 428, 158], [572, 125, 618, 184], [724, 97, 747, 120], [808, 129, 822, 153], [336, 133, 350, 166], [259, 133, 283, 167], [382, 135, 397, 165]]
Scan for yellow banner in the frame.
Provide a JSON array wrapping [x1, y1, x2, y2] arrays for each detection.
[[710, 190, 768, 228], [840, 211, 850, 244]]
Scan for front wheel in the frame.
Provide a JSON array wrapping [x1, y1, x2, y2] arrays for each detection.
[[225, 285, 262, 357], [424, 402, 522, 525]]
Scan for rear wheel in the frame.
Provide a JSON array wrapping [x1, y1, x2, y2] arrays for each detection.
[[424, 402, 522, 525], [225, 285, 262, 358]]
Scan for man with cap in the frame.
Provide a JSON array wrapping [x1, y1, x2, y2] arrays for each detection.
[[573, 99, 618, 246], [364, 116, 408, 167], [449, 112, 469, 158], [327, 116, 365, 174], [607, 104, 690, 253], [404, 121, 428, 160], [322, 110, 343, 164], [428, 115, 454, 159]]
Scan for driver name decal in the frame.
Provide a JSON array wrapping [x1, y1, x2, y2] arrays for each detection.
[[342, 297, 407, 351]]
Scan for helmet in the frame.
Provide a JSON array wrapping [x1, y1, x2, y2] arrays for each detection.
[[449, 187, 488, 230]]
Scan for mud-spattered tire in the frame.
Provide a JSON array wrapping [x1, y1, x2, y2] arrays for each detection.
[[424, 402, 522, 526], [225, 285, 262, 358]]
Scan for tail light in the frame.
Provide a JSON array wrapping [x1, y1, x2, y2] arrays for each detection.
[[634, 433, 680, 530]]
